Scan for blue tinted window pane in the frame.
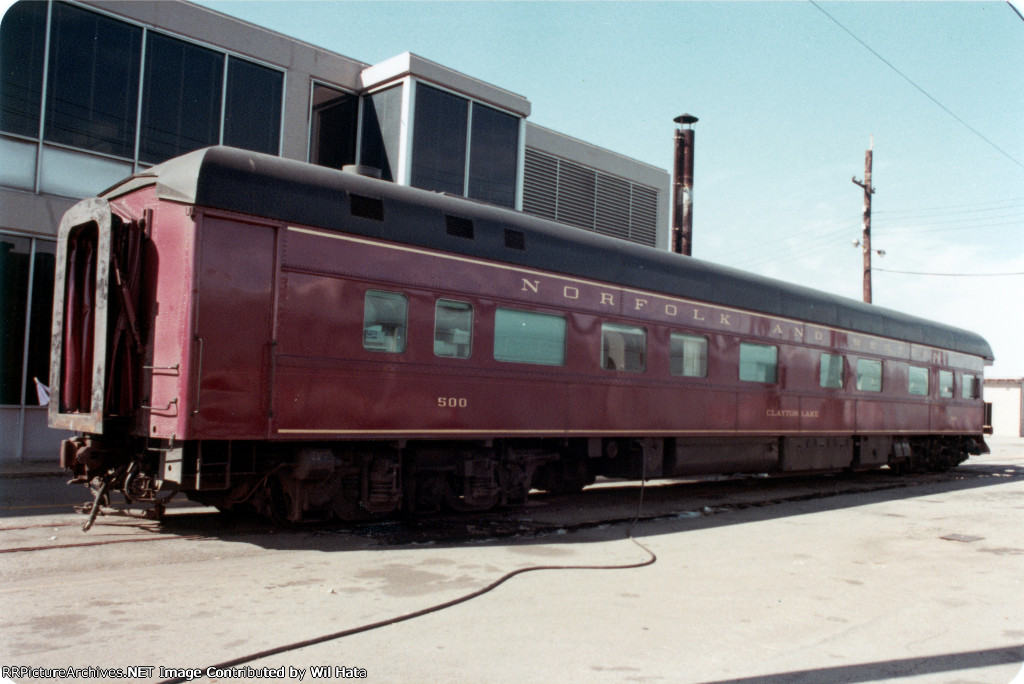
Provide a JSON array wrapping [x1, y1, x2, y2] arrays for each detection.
[[939, 370, 953, 398], [411, 84, 467, 195], [223, 56, 282, 155], [739, 343, 778, 383], [468, 103, 518, 207], [856, 359, 882, 392], [1, 0, 47, 137], [310, 84, 358, 169], [602, 322, 646, 372], [434, 299, 473, 359], [494, 308, 566, 366], [45, 3, 141, 157], [140, 33, 223, 164], [908, 365, 929, 396], [0, 236, 31, 405], [962, 375, 979, 400], [359, 86, 402, 182], [24, 241, 55, 404], [363, 290, 407, 353], [819, 353, 844, 388], [671, 333, 707, 378]]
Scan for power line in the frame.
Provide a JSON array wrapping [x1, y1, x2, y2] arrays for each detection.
[[1008, 1, 1024, 23], [876, 214, 1024, 229], [874, 197, 1024, 217], [722, 214, 1021, 271], [709, 216, 858, 265], [735, 238, 854, 272], [875, 267, 1024, 277], [876, 218, 1024, 236], [808, 0, 1024, 171], [879, 204, 1024, 217], [726, 223, 857, 270]]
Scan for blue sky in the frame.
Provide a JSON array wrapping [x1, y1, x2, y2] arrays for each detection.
[[178, 2, 1024, 377]]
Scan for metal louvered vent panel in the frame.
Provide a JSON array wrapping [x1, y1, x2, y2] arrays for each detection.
[[556, 160, 596, 231], [522, 148, 558, 221], [595, 174, 631, 240], [523, 146, 660, 247], [629, 185, 658, 246]]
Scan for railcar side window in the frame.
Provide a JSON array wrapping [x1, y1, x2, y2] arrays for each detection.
[[670, 333, 708, 378], [908, 366, 929, 396], [602, 323, 647, 372], [363, 290, 408, 353], [939, 370, 954, 398], [856, 359, 882, 392], [962, 374, 980, 400], [819, 353, 844, 389], [739, 343, 778, 383], [434, 299, 473, 359], [493, 308, 566, 366]]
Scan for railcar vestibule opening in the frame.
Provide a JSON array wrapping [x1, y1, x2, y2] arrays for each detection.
[[59, 222, 98, 414], [50, 200, 147, 436]]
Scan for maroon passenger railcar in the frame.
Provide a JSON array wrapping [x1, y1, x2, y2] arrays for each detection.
[[50, 147, 993, 524]]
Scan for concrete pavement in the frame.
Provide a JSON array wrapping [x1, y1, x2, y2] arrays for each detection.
[[0, 438, 1021, 683]]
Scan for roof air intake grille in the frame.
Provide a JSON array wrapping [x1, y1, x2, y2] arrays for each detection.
[[350, 194, 384, 221], [504, 229, 526, 251], [445, 215, 475, 239]]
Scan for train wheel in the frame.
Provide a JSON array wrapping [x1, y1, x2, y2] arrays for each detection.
[[144, 501, 166, 520], [443, 474, 500, 512], [534, 456, 593, 495], [933, 446, 964, 471], [253, 475, 292, 525], [413, 474, 446, 513]]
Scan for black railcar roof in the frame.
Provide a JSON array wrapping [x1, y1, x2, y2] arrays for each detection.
[[104, 146, 993, 361]]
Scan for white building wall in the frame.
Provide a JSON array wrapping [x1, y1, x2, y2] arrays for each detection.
[[985, 381, 1024, 438]]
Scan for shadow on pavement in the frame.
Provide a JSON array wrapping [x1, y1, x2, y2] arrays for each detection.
[[700, 643, 1024, 684], [137, 461, 1024, 553]]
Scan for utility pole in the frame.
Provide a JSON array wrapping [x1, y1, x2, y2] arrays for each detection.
[[852, 138, 876, 303], [672, 114, 698, 256]]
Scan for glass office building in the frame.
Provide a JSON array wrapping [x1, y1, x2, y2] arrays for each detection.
[[0, 0, 669, 461]]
